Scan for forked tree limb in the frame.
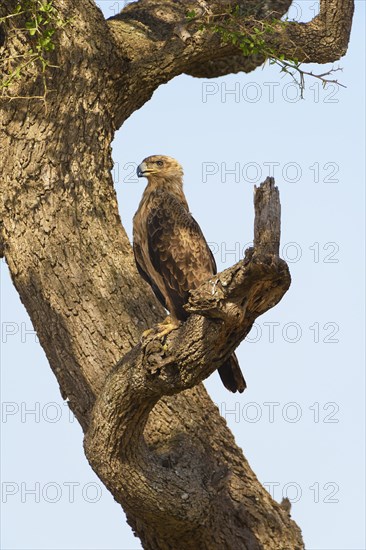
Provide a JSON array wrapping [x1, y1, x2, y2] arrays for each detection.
[[107, 0, 354, 125], [0, 0, 354, 124], [84, 178, 300, 549]]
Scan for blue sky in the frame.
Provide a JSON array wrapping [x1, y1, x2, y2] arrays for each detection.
[[1, 2, 365, 549]]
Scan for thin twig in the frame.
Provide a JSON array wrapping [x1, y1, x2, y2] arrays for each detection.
[[272, 59, 346, 98]]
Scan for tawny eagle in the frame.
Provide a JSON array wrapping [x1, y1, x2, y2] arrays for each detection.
[[133, 155, 246, 393]]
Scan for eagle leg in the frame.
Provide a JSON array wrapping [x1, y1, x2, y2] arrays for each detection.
[[141, 316, 180, 342]]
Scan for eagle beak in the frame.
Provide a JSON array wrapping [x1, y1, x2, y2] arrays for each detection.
[[137, 162, 148, 178]]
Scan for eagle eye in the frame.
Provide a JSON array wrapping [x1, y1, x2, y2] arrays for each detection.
[[156, 160, 163, 167]]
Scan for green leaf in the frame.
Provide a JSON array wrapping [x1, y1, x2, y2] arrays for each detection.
[[39, 2, 54, 13]]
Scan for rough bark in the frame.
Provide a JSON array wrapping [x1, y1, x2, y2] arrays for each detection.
[[0, 0, 354, 548]]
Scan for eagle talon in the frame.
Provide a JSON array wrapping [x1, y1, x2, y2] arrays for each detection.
[[141, 327, 155, 340], [155, 321, 180, 340], [141, 316, 180, 343]]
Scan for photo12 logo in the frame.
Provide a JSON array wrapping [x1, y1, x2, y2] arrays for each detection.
[[218, 401, 340, 424], [263, 481, 340, 504], [1, 481, 103, 504], [1, 401, 75, 424], [201, 81, 340, 105], [207, 242, 340, 265], [201, 161, 340, 185]]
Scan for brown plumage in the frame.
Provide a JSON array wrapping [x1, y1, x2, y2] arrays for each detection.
[[133, 155, 246, 393]]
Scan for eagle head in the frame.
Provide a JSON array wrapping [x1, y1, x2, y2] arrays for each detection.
[[136, 155, 184, 183]]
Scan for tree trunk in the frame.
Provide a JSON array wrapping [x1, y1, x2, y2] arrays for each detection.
[[0, 0, 354, 548]]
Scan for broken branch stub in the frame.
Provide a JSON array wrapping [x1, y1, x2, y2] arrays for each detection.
[[186, 176, 289, 320], [254, 176, 281, 256]]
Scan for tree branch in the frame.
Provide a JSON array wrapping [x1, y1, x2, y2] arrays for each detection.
[[279, 0, 354, 63], [108, 0, 354, 126], [0, 0, 354, 124], [84, 178, 301, 549]]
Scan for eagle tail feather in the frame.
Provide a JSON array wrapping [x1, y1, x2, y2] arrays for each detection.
[[218, 353, 246, 393]]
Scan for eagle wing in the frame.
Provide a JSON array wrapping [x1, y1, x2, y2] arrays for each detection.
[[146, 190, 216, 321], [133, 241, 168, 310]]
